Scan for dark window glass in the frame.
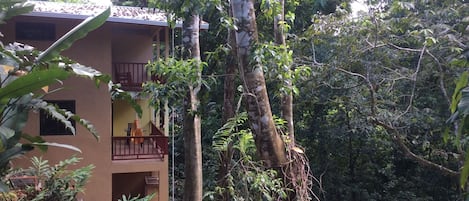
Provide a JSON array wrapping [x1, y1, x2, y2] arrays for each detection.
[[16, 22, 55, 41], [40, 100, 76, 135]]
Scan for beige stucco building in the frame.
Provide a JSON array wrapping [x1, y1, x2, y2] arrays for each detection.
[[0, 1, 209, 200]]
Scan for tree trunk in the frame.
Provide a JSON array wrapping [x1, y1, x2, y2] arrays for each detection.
[[182, 14, 203, 201], [231, 0, 287, 168], [274, 0, 295, 144], [274, 2, 298, 200], [217, 25, 238, 201]]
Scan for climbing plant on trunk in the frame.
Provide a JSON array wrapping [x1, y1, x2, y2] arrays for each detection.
[[230, 0, 287, 169]]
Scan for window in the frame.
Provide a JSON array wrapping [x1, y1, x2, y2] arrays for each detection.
[[16, 22, 55, 41], [40, 100, 76, 135]]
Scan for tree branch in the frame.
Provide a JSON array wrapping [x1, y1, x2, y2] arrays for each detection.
[[426, 50, 451, 106], [395, 45, 426, 120], [336, 67, 377, 115], [372, 119, 460, 179]]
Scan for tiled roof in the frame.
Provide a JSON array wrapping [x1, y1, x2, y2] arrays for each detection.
[[25, 1, 208, 29]]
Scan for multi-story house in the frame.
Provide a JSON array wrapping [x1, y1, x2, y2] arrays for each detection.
[[1, 1, 208, 200]]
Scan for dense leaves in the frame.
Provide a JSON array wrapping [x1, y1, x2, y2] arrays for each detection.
[[209, 112, 288, 201], [118, 0, 469, 200], [291, 0, 468, 200], [20, 156, 94, 201]]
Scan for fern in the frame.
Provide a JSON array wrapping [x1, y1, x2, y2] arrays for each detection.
[[25, 156, 94, 201], [210, 111, 290, 200], [29, 156, 50, 181], [212, 112, 248, 152]]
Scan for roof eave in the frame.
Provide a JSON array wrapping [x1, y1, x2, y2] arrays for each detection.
[[22, 12, 209, 29]]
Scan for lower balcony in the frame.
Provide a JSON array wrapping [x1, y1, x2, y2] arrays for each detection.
[[112, 135, 168, 161]]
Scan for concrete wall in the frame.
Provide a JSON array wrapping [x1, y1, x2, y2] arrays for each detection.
[[0, 16, 168, 201], [111, 23, 155, 63]]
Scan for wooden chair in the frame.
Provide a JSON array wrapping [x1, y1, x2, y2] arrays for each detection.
[[116, 72, 132, 85]]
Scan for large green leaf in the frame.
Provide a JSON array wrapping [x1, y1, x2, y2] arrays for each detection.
[[0, 145, 32, 167], [0, 68, 69, 101], [451, 71, 469, 113], [462, 148, 469, 188], [36, 6, 110, 63], [32, 142, 81, 153], [75, 117, 99, 141], [0, 0, 34, 23], [22, 133, 47, 152], [448, 87, 469, 123], [1, 94, 33, 132], [0, 126, 15, 147], [69, 63, 111, 87]]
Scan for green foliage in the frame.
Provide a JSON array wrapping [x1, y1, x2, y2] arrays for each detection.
[[117, 194, 155, 201], [0, 68, 69, 102], [144, 58, 209, 107], [291, 0, 468, 200], [448, 73, 469, 188], [146, 0, 222, 18], [450, 72, 469, 114], [212, 112, 249, 152], [253, 42, 310, 96], [209, 112, 288, 201], [259, 0, 282, 21], [0, 0, 34, 24], [14, 156, 94, 201]]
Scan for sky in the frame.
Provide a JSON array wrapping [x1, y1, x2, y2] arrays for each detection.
[[351, 0, 369, 17]]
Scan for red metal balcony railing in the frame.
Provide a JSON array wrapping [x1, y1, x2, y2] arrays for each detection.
[[113, 62, 165, 91], [112, 135, 168, 160], [113, 63, 156, 91]]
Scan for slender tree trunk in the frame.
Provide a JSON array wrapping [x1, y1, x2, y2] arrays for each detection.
[[182, 14, 203, 201], [217, 25, 238, 201], [274, 1, 298, 200], [231, 0, 287, 168], [274, 0, 295, 144], [223, 14, 238, 123]]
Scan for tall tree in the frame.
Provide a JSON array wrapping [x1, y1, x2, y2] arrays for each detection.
[[181, 13, 203, 201], [142, 0, 206, 200], [218, 9, 238, 201], [230, 0, 287, 168], [274, 1, 300, 197], [274, 0, 295, 143]]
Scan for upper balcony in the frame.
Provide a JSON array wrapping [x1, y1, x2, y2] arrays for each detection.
[[113, 62, 163, 91]]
